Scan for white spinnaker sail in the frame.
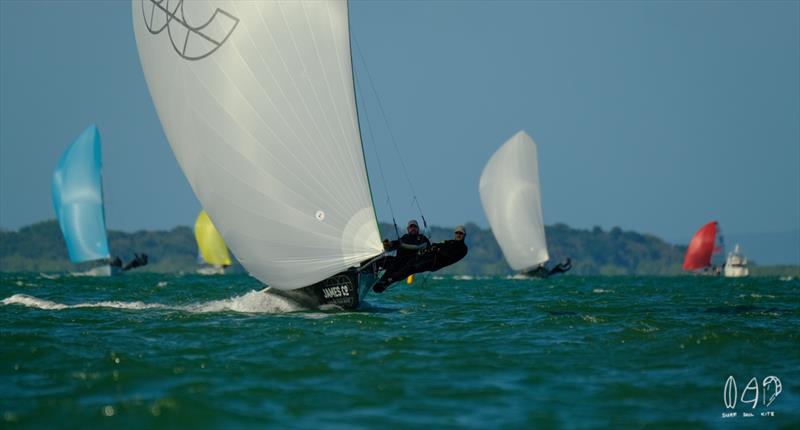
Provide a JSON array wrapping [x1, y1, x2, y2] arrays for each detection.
[[479, 131, 549, 271], [132, 0, 382, 290]]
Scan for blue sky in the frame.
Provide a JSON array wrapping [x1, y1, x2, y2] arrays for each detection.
[[1, 1, 798, 264]]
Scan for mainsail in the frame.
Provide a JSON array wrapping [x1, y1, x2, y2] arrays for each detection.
[[52, 124, 111, 264], [479, 131, 549, 272], [133, 0, 382, 290], [683, 221, 723, 271], [195, 210, 232, 267]]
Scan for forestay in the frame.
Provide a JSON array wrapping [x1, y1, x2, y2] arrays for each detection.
[[132, 0, 382, 289], [479, 131, 549, 271], [52, 124, 111, 264]]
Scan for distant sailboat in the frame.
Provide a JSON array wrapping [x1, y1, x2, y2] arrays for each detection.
[[52, 125, 148, 276], [52, 125, 117, 276], [133, 1, 384, 308], [724, 244, 749, 278], [195, 210, 232, 275], [479, 131, 571, 278], [683, 221, 724, 275]]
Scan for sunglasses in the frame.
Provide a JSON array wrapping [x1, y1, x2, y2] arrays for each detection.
[[454, 231, 464, 235]]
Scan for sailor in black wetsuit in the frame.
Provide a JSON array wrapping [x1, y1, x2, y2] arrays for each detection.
[[122, 253, 149, 271], [525, 257, 572, 278], [380, 219, 431, 274], [547, 257, 571, 276], [374, 225, 468, 293]]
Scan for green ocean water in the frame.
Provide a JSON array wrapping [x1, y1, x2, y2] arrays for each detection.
[[1, 272, 798, 429]]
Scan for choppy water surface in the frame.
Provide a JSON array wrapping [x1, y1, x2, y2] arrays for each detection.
[[1, 273, 798, 429]]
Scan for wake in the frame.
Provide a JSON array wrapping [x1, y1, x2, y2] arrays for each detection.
[[1, 290, 305, 314]]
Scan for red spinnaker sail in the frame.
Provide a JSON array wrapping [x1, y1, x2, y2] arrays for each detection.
[[683, 221, 719, 271]]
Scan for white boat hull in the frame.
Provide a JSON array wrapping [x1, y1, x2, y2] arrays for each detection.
[[724, 265, 749, 277], [197, 266, 226, 276], [724, 244, 749, 277], [71, 265, 121, 277]]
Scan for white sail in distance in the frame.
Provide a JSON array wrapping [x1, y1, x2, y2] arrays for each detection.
[[132, 0, 382, 289], [480, 131, 550, 271]]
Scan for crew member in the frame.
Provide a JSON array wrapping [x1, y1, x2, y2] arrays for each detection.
[[380, 219, 430, 273], [374, 225, 468, 292]]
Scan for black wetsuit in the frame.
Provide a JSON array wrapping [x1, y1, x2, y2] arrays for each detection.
[[525, 257, 572, 278], [391, 233, 431, 259], [547, 258, 572, 276], [423, 239, 468, 272], [375, 239, 468, 291], [123, 253, 149, 271], [381, 233, 431, 272]]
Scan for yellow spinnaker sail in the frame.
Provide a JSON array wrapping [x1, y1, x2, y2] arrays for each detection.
[[194, 210, 231, 267]]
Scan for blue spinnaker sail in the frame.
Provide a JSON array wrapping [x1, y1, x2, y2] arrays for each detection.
[[52, 124, 110, 263]]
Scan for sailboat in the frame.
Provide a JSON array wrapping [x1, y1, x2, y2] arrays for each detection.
[[133, 0, 384, 308], [724, 244, 749, 277], [195, 210, 232, 275], [52, 125, 117, 276], [683, 221, 725, 275], [479, 131, 571, 278]]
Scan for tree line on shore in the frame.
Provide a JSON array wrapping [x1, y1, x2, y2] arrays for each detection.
[[1, 220, 796, 276]]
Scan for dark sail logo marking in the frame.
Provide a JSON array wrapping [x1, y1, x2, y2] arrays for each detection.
[[141, 0, 239, 60]]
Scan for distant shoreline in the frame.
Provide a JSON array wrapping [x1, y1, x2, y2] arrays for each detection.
[[1, 220, 797, 276]]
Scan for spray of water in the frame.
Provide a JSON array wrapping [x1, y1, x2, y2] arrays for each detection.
[[1, 289, 308, 314]]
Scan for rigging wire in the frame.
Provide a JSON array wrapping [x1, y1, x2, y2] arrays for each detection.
[[352, 38, 430, 238], [353, 35, 435, 289], [353, 41, 400, 240]]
